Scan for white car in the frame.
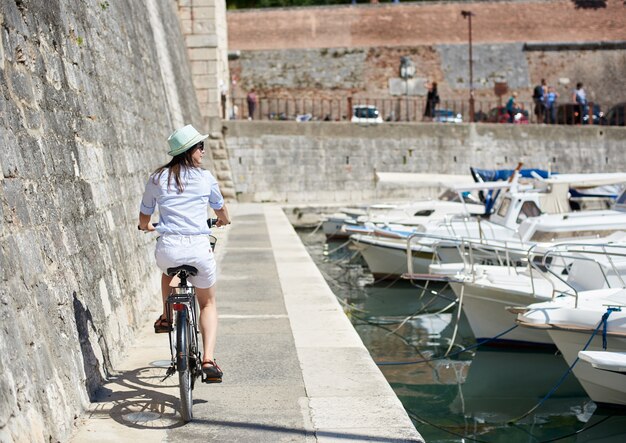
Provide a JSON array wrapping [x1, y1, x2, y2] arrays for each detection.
[[433, 109, 463, 123], [351, 105, 383, 124]]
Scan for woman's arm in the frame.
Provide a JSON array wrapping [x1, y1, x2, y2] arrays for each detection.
[[214, 205, 231, 227], [138, 212, 156, 231]]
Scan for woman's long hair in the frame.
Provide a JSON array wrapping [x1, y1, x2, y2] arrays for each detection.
[[152, 147, 198, 193]]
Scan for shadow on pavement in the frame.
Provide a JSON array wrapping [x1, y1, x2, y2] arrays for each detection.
[[87, 365, 419, 441], [87, 365, 186, 430]]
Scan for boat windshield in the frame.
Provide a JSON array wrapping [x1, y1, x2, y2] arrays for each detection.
[[438, 189, 480, 204], [496, 197, 512, 217], [516, 201, 542, 223], [438, 189, 460, 202]]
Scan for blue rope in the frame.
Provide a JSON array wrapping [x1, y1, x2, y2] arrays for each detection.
[[602, 306, 621, 350], [508, 306, 619, 424], [376, 324, 518, 366]]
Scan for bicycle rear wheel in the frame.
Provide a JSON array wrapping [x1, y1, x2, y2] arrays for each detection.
[[176, 309, 193, 422]]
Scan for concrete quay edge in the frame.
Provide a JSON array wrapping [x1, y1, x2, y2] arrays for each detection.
[[264, 204, 424, 442]]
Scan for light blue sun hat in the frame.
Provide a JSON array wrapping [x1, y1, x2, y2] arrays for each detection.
[[167, 124, 208, 156]]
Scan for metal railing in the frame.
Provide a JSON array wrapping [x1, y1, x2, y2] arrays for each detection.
[[231, 96, 614, 125]]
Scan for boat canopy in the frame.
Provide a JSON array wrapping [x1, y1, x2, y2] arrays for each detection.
[[470, 167, 551, 182]]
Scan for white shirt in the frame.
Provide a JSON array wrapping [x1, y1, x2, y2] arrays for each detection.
[[140, 167, 224, 235]]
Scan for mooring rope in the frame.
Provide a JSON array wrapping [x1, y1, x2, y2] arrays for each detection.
[[377, 324, 519, 366], [507, 306, 621, 424]]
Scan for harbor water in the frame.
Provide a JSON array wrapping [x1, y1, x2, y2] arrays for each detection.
[[296, 228, 626, 443]]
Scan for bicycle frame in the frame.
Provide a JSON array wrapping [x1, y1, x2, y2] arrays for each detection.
[[165, 274, 201, 374]]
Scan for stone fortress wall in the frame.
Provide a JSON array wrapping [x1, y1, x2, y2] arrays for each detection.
[[227, 1, 626, 110], [0, 1, 212, 441], [224, 121, 626, 203]]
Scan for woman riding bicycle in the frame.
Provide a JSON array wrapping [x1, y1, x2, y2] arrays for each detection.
[[138, 124, 230, 383]]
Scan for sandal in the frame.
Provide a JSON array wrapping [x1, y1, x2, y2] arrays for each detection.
[[202, 360, 223, 384], [154, 315, 172, 333]]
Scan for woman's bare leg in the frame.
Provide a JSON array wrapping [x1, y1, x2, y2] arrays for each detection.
[[196, 285, 218, 362], [161, 273, 173, 318]]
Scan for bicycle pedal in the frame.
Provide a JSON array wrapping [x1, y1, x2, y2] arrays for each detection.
[[160, 365, 176, 382], [202, 376, 222, 384]]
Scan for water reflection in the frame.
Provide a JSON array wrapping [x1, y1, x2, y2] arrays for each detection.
[[455, 349, 587, 420], [297, 229, 626, 442], [576, 409, 626, 442]]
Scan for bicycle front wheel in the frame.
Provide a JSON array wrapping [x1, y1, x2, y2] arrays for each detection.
[[176, 309, 193, 422]]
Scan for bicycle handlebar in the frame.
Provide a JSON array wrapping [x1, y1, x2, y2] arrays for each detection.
[[138, 218, 220, 231]]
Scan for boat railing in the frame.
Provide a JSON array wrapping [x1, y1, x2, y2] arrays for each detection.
[[449, 237, 536, 286], [537, 243, 626, 308], [405, 231, 466, 277], [405, 231, 534, 283], [407, 233, 571, 300]]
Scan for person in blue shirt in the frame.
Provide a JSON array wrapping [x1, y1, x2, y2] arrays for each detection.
[[545, 86, 558, 124], [139, 124, 230, 383]]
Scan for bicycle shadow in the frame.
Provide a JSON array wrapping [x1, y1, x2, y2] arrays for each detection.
[[88, 363, 207, 430], [87, 365, 421, 441]]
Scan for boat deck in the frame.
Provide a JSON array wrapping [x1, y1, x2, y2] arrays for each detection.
[[70, 203, 423, 442]]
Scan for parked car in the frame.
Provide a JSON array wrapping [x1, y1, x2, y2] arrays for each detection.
[[351, 105, 383, 124], [433, 109, 462, 123], [555, 103, 603, 125], [603, 102, 626, 126], [485, 106, 529, 124]]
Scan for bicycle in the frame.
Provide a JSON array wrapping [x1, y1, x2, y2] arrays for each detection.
[[140, 218, 219, 422]]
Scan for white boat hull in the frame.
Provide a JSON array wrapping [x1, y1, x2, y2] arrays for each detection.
[[322, 216, 355, 238], [548, 330, 626, 406], [351, 237, 434, 279], [453, 281, 553, 346]]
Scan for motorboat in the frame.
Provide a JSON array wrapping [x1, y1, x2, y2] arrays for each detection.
[[322, 189, 484, 239], [353, 173, 626, 279], [515, 244, 626, 406], [517, 290, 626, 406], [429, 239, 626, 347]]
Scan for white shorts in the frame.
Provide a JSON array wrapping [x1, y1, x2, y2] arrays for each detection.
[[155, 235, 216, 289]]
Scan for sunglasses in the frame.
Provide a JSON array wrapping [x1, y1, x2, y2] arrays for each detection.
[[194, 141, 205, 152]]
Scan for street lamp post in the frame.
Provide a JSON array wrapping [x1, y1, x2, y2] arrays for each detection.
[[461, 10, 475, 123], [400, 56, 415, 122]]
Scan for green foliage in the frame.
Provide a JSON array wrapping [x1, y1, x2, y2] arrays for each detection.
[[99, 1, 110, 10]]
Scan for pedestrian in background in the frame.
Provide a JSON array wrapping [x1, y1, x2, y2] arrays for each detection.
[[423, 82, 440, 121], [532, 79, 547, 123], [506, 92, 518, 123], [572, 82, 588, 124], [246, 89, 258, 120], [545, 86, 558, 124]]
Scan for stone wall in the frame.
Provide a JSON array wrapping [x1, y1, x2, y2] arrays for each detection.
[[175, 0, 230, 121], [227, 1, 626, 112], [228, 1, 626, 51], [174, 0, 235, 199], [230, 44, 626, 107], [0, 1, 207, 441], [224, 121, 626, 203]]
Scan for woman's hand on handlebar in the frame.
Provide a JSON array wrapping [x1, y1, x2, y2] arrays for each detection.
[[208, 217, 229, 228], [215, 218, 230, 228], [138, 222, 157, 232], [214, 205, 231, 228]]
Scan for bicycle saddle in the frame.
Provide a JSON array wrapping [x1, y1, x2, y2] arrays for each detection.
[[167, 265, 198, 276]]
